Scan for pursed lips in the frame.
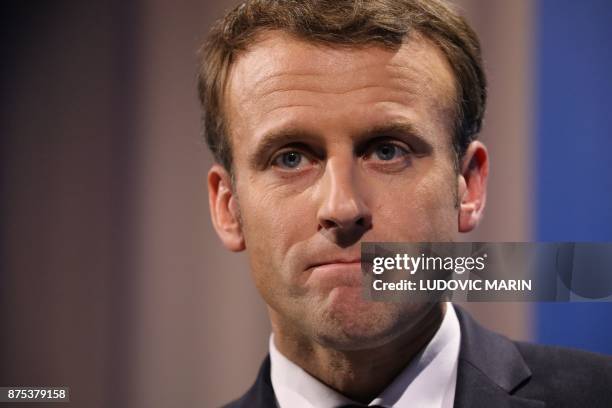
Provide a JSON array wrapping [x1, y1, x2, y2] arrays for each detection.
[[308, 257, 362, 270]]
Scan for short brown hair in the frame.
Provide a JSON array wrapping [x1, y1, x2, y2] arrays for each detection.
[[197, 0, 486, 172]]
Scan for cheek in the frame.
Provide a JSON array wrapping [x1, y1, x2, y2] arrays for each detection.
[[240, 186, 315, 246], [236, 185, 318, 288], [370, 167, 457, 240]]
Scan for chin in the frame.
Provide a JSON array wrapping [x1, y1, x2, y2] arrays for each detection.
[[313, 290, 406, 350]]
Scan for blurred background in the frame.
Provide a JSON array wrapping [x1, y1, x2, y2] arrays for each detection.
[[1, 0, 611, 407]]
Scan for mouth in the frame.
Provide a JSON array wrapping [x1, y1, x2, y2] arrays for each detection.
[[307, 250, 376, 272], [302, 249, 374, 290], [308, 258, 362, 270], [305, 257, 364, 290], [305, 263, 362, 293], [309, 261, 362, 276]]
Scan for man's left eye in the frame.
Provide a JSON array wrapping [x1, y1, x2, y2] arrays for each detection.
[[371, 143, 409, 161]]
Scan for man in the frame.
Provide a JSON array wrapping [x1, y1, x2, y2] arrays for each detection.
[[198, 0, 612, 407]]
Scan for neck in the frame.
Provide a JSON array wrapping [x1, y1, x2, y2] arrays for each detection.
[[271, 303, 446, 404]]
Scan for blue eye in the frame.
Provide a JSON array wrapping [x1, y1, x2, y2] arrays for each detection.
[[374, 143, 403, 160], [276, 151, 302, 168]]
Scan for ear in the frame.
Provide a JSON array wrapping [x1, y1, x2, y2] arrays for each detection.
[[208, 164, 245, 251], [457, 141, 489, 233]]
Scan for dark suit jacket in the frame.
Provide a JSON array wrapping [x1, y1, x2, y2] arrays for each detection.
[[224, 306, 612, 407]]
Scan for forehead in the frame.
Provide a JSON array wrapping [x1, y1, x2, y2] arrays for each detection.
[[224, 30, 457, 148]]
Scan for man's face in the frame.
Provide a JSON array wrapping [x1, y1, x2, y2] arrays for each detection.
[[217, 31, 467, 349]]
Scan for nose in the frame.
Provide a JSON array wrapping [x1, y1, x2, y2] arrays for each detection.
[[316, 158, 372, 246]]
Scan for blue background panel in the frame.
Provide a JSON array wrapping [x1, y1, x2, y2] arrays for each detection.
[[536, 0, 612, 354]]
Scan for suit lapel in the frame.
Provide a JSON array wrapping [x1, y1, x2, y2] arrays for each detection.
[[229, 355, 277, 408], [453, 306, 545, 408]]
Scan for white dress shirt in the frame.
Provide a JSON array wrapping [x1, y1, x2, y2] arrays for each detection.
[[269, 303, 461, 408]]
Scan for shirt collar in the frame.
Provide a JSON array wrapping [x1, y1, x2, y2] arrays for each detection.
[[269, 303, 461, 408]]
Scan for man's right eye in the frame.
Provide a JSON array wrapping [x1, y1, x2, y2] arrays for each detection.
[[272, 151, 311, 170]]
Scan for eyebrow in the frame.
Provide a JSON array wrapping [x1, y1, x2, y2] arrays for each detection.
[[354, 122, 433, 155]]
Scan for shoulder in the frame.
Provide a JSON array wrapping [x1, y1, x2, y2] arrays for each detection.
[[513, 340, 612, 405], [453, 305, 612, 407]]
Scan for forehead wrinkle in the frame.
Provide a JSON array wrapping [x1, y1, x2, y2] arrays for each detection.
[[241, 69, 420, 121], [250, 68, 401, 99], [258, 86, 418, 120], [247, 69, 423, 117], [259, 84, 413, 100], [248, 66, 447, 118]]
